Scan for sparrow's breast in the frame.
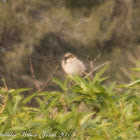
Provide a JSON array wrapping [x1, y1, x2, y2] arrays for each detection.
[[62, 59, 86, 76]]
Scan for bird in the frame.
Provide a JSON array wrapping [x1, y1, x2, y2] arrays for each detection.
[[62, 53, 86, 76]]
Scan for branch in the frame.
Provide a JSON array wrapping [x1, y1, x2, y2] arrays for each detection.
[[92, 53, 102, 63], [83, 53, 102, 70], [29, 58, 41, 91], [39, 65, 59, 92], [83, 53, 93, 70], [84, 61, 110, 78]]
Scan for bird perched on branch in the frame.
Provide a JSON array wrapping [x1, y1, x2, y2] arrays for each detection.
[[62, 53, 86, 76]]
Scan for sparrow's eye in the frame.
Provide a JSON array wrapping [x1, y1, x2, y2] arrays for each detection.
[[64, 56, 68, 60], [69, 55, 74, 58]]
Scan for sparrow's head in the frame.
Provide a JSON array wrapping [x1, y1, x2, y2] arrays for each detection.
[[63, 53, 76, 62]]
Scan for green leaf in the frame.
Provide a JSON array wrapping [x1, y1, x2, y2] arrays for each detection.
[[70, 76, 91, 92], [9, 88, 32, 95], [44, 92, 62, 101], [13, 95, 22, 113], [99, 76, 110, 82], [91, 115, 102, 124], [95, 64, 110, 79], [38, 91, 49, 96], [126, 79, 140, 87], [80, 112, 95, 125], [91, 65, 109, 86], [35, 97, 43, 106], [0, 116, 8, 124], [25, 119, 47, 128], [70, 75, 96, 99], [57, 112, 73, 124], [122, 103, 134, 119], [23, 107, 39, 112], [22, 92, 38, 105], [131, 68, 140, 71], [53, 78, 68, 91], [70, 95, 89, 103]]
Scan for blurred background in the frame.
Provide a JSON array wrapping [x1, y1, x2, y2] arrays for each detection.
[[0, 0, 140, 90]]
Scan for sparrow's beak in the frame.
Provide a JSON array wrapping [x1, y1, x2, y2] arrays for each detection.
[[63, 57, 67, 63], [62, 57, 65, 60]]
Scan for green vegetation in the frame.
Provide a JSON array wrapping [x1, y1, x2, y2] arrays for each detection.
[[0, 1, 140, 139], [0, 65, 140, 140]]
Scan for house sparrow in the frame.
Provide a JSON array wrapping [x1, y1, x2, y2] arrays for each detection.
[[62, 53, 86, 76]]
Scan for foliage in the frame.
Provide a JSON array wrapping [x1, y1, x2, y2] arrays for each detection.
[[0, 66, 140, 140], [0, 0, 140, 88]]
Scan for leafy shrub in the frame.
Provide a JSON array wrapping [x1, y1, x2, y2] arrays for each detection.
[[0, 66, 140, 140]]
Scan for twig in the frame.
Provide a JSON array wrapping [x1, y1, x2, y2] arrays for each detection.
[[90, 53, 102, 73], [29, 58, 41, 91], [82, 53, 91, 61], [66, 79, 73, 91], [84, 61, 110, 78], [83, 53, 93, 70], [39, 65, 59, 92], [83, 53, 102, 71], [92, 53, 102, 63]]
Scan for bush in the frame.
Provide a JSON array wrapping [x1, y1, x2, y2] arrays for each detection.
[[0, 65, 140, 140]]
